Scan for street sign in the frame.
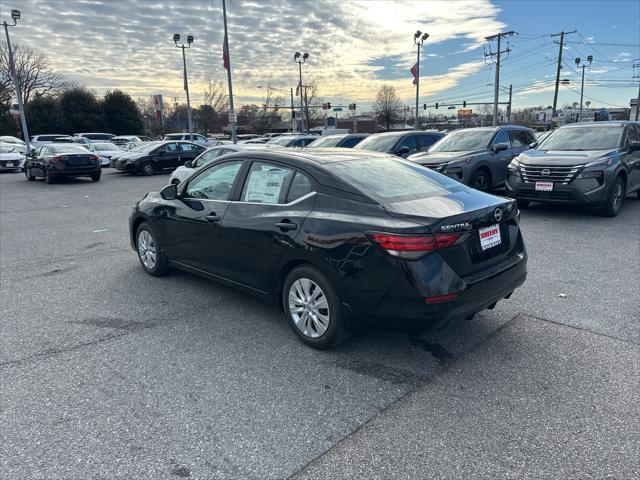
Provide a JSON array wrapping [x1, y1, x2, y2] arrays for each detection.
[[631, 99, 638, 107], [228, 110, 237, 123], [333, 107, 343, 112], [457, 109, 473, 117]]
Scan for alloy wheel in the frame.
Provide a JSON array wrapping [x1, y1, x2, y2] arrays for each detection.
[[612, 182, 623, 212], [288, 278, 330, 338], [137, 230, 157, 270], [473, 172, 489, 191]]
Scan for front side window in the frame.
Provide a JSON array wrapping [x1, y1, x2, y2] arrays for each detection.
[[624, 125, 639, 147], [194, 148, 223, 168], [341, 136, 365, 148], [185, 160, 243, 200], [397, 135, 418, 153], [510, 130, 531, 148], [162, 143, 179, 153], [492, 130, 511, 147], [179, 143, 202, 152], [241, 162, 295, 204]]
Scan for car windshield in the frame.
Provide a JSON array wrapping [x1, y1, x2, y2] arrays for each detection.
[[49, 145, 89, 154], [538, 126, 623, 151], [429, 130, 494, 152], [354, 134, 400, 152], [331, 158, 461, 204], [268, 137, 295, 146], [1, 137, 23, 145], [93, 143, 119, 151], [307, 136, 343, 148]]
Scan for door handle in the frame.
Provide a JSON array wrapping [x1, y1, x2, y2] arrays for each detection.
[[205, 213, 221, 224], [275, 220, 297, 231]]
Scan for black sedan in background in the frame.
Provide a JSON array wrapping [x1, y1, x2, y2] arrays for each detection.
[[306, 133, 369, 148], [506, 121, 640, 216], [25, 144, 102, 183], [354, 131, 445, 158], [129, 149, 527, 349], [114, 141, 205, 175]]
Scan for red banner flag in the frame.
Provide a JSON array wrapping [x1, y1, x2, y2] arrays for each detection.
[[410, 63, 418, 85]]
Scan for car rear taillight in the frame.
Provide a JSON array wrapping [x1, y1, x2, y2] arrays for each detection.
[[50, 156, 65, 162], [368, 232, 462, 260], [91, 155, 100, 161]]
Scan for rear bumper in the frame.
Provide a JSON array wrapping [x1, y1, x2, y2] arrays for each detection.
[[51, 168, 101, 178]]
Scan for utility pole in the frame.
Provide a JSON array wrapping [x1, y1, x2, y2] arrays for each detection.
[[173, 34, 194, 138], [2, 10, 30, 154], [485, 31, 515, 126], [413, 30, 429, 130], [222, 0, 237, 143], [507, 84, 513, 123], [633, 59, 640, 121], [551, 30, 576, 122], [294, 53, 309, 133], [576, 56, 593, 122]]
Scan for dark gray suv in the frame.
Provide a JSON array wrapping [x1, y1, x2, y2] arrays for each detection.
[[354, 131, 445, 158], [506, 121, 640, 216], [408, 126, 536, 191]]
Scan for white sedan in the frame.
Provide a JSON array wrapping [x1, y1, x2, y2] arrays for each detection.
[[169, 144, 282, 184], [82, 142, 124, 167], [0, 142, 25, 171]]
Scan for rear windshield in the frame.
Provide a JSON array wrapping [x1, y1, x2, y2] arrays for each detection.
[[83, 134, 113, 140], [354, 134, 400, 152], [538, 126, 623, 151], [331, 158, 461, 203], [49, 145, 89, 154]]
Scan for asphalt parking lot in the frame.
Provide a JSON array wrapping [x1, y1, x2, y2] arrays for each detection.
[[1, 169, 638, 480]]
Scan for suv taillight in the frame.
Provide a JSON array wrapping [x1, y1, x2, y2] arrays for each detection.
[[368, 232, 462, 260], [50, 156, 65, 162]]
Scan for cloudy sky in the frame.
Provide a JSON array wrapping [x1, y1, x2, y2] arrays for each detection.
[[5, 0, 640, 113]]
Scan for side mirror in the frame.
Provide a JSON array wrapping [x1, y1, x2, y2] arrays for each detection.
[[493, 143, 508, 153], [529, 142, 539, 149], [629, 140, 640, 152], [160, 184, 178, 200], [398, 146, 410, 155], [184, 160, 193, 168]]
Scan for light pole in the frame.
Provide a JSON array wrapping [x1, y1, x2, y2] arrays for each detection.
[[575, 55, 593, 123], [2, 9, 30, 154], [294, 52, 309, 133], [258, 85, 295, 132], [413, 30, 429, 130], [173, 33, 194, 139]]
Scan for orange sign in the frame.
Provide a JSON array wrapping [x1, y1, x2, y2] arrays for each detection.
[[457, 109, 473, 117]]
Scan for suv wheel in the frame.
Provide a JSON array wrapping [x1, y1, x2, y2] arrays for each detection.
[[140, 162, 155, 176], [282, 265, 349, 349], [44, 168, 55, 184], [25, 167, 36, 181], [599, 176, 625, 217], [136, 223, 169, 276], [470, 169, 491, 191]]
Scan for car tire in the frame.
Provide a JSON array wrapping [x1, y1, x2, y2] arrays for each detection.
[[140, 162, 155, 176], [44, 168, 55, 184], [135, 223, 169, 276], [91, 173, 101, 182], [25, 168, 36, 181], [599, 176, 625, 217], [282, 265, 349, 349], [517, 199, 530, 209], [470, 169, 491, 192]]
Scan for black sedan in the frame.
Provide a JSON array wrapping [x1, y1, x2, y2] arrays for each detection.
[[114, 141, 205, 175], [129, 149, 527, 349], [25, 144, 102, 183]]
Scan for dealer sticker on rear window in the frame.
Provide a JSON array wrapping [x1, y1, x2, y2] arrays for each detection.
[[479, 224, 501, 251]]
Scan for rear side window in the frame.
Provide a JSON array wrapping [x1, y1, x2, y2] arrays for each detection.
[[179, 143, 201, 151], [331, 159, 460, 204], [287, 172, 314, 202], [241, 162, 295, 204], [417, 134, 438, 150], [510, 130, 532, 147]]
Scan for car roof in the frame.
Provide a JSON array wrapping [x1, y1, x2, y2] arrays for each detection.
[[560, 121, 637, 128], [239, 147, 395, 165]]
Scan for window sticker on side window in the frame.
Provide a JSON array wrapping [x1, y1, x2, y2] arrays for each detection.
[[244, 169, 288, 203]]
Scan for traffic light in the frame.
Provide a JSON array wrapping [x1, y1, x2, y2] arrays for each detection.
[[423, 104, 427, 110], [435, 102, 439, 109], [463, 101, 466, 108], [349, 103, 356, 110]]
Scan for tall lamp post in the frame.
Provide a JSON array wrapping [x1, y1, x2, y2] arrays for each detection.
[[294, 52, 309, 133], [575, 55, 592, 123], [258, 85, 295, 132], [413, 30, 429, 130], [173, 33, 194, 139], [3, 9, 30, 153]]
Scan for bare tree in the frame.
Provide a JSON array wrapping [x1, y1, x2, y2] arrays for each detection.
[[238, 90, 283, 134], [374, 85, 402, 131], [203, 80, 228, 113], [300, 81, 326, 129], [0, 43, 63, 105], [196, 81, 228, 134]]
